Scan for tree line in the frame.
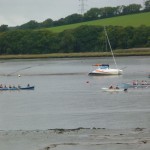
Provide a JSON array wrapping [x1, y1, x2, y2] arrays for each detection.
[[0, 25, 150, 54], [0, 0, 150, 31]]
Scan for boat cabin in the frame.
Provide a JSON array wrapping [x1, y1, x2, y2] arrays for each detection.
[[98, 64, 109, 69]]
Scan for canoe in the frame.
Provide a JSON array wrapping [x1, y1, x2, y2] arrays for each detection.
[[101, 87, 127, 92], [0, 86, 34, 91]]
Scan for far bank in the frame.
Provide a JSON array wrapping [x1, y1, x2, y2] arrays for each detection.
[[0, 48, 150, 59]]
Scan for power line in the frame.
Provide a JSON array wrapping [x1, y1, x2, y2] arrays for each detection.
[[79, 0, 87, 15]]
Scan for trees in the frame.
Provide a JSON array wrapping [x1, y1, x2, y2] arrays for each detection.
[[144, 0, 150, 11], [0, 26, 150, 55], [122, 4, 142, 14], [84, 8, 100, 21], [101, 7, 119, 18], [63, 14, 83, 24], [19, 20, 39, 29], [0, 25, 8, 32], [58, 30, 75, 52], [73, 25, 104, 52], [40, 18, 53, 28], [84, 7, 121, 21], [132, 25, 150, 47]]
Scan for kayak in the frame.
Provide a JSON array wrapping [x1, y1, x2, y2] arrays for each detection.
[[101, 87, 127, 92]]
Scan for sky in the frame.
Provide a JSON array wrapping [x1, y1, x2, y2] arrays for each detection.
[[0, 0, 144, 26]]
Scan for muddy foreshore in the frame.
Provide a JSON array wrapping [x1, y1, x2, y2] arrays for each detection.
[[0, 128, 150, 150]]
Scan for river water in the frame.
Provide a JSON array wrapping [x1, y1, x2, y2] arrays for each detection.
[[0, 56, 150, 130]]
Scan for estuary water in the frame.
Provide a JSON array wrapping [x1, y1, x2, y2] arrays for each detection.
[[0, 56, 150, 130]]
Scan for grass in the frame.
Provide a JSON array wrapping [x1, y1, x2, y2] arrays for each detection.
[[0, 48, 150, 59], [45, 12, 150, 33]]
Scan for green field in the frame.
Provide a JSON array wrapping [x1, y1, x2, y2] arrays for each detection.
[[45, 12, 150, 33]]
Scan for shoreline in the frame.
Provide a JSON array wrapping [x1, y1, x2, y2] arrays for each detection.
[[0, 128, 150, 150], [0, 48, 150, 59]]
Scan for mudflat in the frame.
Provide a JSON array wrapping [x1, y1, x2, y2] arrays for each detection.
[[0, 128, 150, 150]]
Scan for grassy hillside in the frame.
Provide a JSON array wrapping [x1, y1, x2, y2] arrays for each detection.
[[46, 12, 150, 33]]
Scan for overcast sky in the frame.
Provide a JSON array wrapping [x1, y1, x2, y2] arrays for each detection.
[[0, 0, 144, 26]]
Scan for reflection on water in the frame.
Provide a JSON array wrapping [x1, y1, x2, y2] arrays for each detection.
[[0, 72, 86, 76], [0, 56, 150, 130]]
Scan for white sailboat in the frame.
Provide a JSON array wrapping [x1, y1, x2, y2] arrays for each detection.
[[89, 26, 123, 76]]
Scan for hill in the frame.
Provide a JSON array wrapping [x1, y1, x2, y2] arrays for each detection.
[[45, 12, 150, 33]]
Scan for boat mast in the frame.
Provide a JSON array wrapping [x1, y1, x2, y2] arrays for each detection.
[[104, 26, 118, 69]]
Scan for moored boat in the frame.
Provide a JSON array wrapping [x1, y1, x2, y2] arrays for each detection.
[[89, 64, 123, 76], [88, 26, 123, 76]]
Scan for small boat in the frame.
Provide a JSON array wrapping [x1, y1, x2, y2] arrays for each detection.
[[101, 87, 127, 92], [89, 64, 123, 76], [88, 26, 123, 76], [0, 86, 34, 91], [19, 86, 35, 90]]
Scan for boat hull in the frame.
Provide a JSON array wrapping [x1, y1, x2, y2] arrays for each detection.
[[19, 86, 34, 90], [101, 87, 127, 92], [89, 69, 123, 76]]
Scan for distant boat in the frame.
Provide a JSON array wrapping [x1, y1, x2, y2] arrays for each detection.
[[89, 26, 123, 76], [19, 86, 35, 90], [101, 87, 127, 92], [0, 86, 34, 91], [122, 83, 150, 89]]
